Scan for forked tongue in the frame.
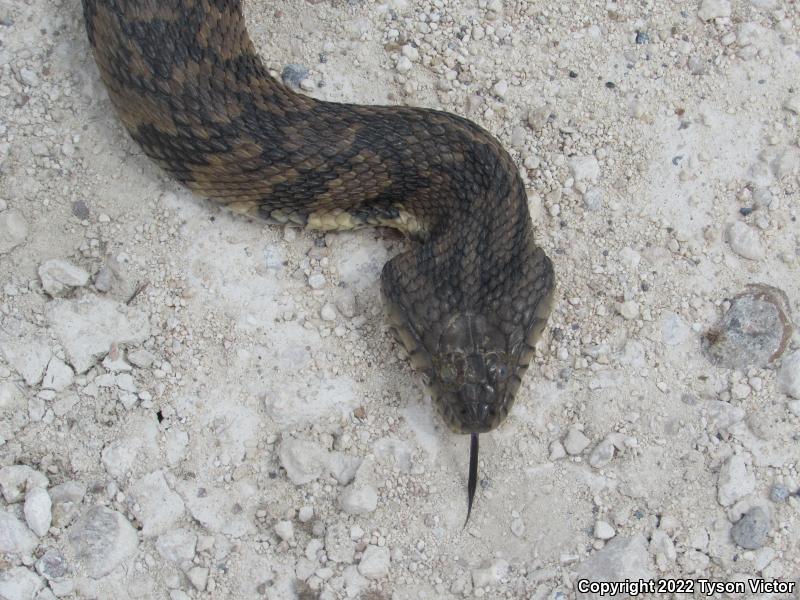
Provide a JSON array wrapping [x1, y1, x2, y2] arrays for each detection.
[[464, 432, 479, 527]]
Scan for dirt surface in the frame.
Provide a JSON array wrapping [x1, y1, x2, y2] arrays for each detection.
[[1, 0, 799, 599]]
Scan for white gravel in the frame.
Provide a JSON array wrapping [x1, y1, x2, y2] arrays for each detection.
[[0, 0, 799, 597]]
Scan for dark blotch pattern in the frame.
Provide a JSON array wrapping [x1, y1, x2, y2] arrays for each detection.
[[82, 0, 555, 435]]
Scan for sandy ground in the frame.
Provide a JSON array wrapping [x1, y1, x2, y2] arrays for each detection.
[[1, 0, 799, 598]]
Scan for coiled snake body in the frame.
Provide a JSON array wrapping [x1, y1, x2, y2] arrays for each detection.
[[83, 0, 555, 520]]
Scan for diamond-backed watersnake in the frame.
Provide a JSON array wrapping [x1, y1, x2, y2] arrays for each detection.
[[82, 0, 555, 523]]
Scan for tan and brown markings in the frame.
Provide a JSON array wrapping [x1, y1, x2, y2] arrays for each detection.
[[83, 0, 555, 523]]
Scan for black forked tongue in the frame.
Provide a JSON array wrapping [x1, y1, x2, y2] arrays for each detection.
[[464, 432, 479, 528]]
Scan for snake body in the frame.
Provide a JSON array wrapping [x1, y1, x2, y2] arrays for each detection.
[[83, 0, 555, 518]]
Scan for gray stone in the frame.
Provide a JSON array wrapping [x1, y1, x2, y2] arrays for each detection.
[[339, 485, 378, 515], [731, 507, 770, 549], [278, 437, 329, 485], [35, 549, 69, 580], [100, 415, 159, 479], [727, 222, 764, 261], [718, 454, 755, 507], [0, 209, 28, 254], [155, 529, 197, 562], [38, 260, 89, 297], [68, 506, 138, 579], [568, 156, 600, 183], [41, 358, 74, 392], [186, 567, 209, 591], [588, 439, 615, 468], [45, 295, 151, 373], [777, 351, 800, 399], [0, 466, 49, 505], [0, 321, 52, 387], [0, 511, 38, 555], [576, 535, 654, 596], [129, 471, 184, 537], [325, 522, 355, 564], [357, 545, 390, 580], [563, 426, 590, 455], [769, 484, 790, 503], [698, 0, 731, 21], [703, 285, 792, 370], [0, 567, 43, 600], [471, 559, 509, 588], [23, 487, 51, 537]]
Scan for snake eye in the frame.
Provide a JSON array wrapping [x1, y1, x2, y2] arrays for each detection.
[[487, 353, 510, 382]]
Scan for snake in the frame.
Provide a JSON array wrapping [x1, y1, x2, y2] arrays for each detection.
[[82, 0, 555, 522]]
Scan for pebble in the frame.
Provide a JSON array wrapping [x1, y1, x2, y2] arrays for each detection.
[[68, 506, 139, 578], [298, 506, 314, 523], [661, 312, 689, 346], [697, 0, 731, 21], [129, 471, 185, 537], [23, 487, 51, 537], [0, 466, 49, 504], [575, 535, 653, 593], [567, 156, 600, 183], [492, 80, 508, 98], [357, 545, 391, 580], [548, 440, 566, 461], [0, 510, 38, 555], [274, 520, 294, 541], [718, 454, 755, 506], [335, 289, 357, 318], [510, 518, 525, 537], [320, 303, 337, 321], [0, 567, 43, 600], [777, 351, 800, 399], [582, 188, 603, 211], [308, 272, 326, 290], [0, 209, 28, 254], [186, 566, 209, 591], [396, 56, 413, 74], [727, 222, 764, 260], [325, 522, 356, 563], [281, 63, 309, 87], [0, 322, 52, 386], [588, 438, 615, 468], [731, 507, 770, 549], [617, 301, 639, 320], [769, 484, 790, 503], [45, 295, 151, 373], [471, 559, 509, 588], [594, 520, 616, 540], [38, 259, 89, 297], [42, 357, 74, 392], [343, 565, 370, 598], [278, 437, 330, 485], [35, 549, 68, 580], [156, 529, 197, 562], [339, 484, 378, 515], [563, 426, 590, 455], [704, 286, 791, 369]]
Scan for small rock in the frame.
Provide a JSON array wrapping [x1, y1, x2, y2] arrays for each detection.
[[127, 348, 156, 369], [576, 535, 654, 596], [274, 520, 294, 542], [568, 156, 600, 183], [357, 545, 390, 580], [777, 351, 800, 399], [731, 507, 770, 549], [395, 56, 412, 74], [156, 529, 197, 563], [281, 64, 308, 87], [617, 301, 640, 320], [307, 273, 326, 290], [471, 559, 510, 588], [335, 290, 357, 318], [582, 188, 603, 211], [23, 487, 51, 537], [278, 438, 330, 485], [339, 485, 378, 515], [588, 439, 615, 468], [510, 518, 525, 537], [0, 466, 49, 504], [563, 426, 590, 455], [727, 222, 764, 260], [42, 358, 74, 392], [492, 80, 508, 98], [703, 285, 792, 369], [129, 471, 185, 537], [0, 567, 43, 600], [36, 549, 69, 580], [769, 484, 790, 503], [594, 520, 616, 540], [548, 440, 566, 461], [343, 565, 370, 598], [0, 511, 38, 555], [325, 522, 355, 563], [45, 295, 151, 373], [718, 454, 755, 506], [186, 566, 209, 591], [661, 312, 689, 346], [320, 303, 337, 321], [298, 506, 314, 523], [68, 506, 138, 578], [0, 322, 52, 386], [698, 0, 731, 21], [38, 260, 89, 297], [0, 209, 28, 254]]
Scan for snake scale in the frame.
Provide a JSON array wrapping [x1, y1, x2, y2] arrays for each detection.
[[82, 0, 555, 521]]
